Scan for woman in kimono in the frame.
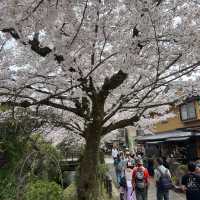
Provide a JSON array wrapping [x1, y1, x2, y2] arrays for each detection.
[[124, 162, 136, 200]]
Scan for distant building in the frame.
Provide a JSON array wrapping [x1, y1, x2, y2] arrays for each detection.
[[101, 129, 126, 153]]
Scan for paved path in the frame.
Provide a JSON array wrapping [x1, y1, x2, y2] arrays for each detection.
[[148, 178, 185, 200], [105, 156, 186, 200]]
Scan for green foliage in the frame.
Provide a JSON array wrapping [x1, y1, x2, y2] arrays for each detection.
[[23, 134, 63, 183], [0, 123, 63, 200], [99, 151, 105, 164], [0, 104, 10, 112], [27, 134, 62, 159], [0, 121, 29, 200], [98, 163, 108, 178], [24, 180, 63, 200], [0, 176, 17, 200], [63, 183, 77, 200]]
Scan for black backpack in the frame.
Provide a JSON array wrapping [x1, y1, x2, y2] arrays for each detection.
[[119, 176, 127, 189], [157, 168, 173, 190], [135, 168, 145, 189]]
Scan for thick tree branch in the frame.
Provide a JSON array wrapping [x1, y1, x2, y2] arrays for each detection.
[[25, 85, 74, 101], [29, 33, 51, 57], [100, 70, 127, 100], [0, 92, 36, 102], [53, 121, 84, 137], [102, 115, 139, 135], [2, 28, 20, 40], [122, 101, 174, 110], [1, 29, 64, 63], [1, 99, 86, 119]]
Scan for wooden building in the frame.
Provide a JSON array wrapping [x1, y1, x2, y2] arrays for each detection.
[[136, 96, 200, 162]]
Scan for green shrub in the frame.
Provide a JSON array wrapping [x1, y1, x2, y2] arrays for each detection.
[[63, 183, 77, 200], [24, 180, 63, 200], [98, 163, 108, 177], [0, 176, 17, 200], [22, 134, 63, 183]]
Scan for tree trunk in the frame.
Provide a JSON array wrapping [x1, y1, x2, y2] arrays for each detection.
[[77, 122, 102, 200]]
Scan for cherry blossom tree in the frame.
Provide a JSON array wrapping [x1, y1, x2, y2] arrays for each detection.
[[0, 0, 200, 199]]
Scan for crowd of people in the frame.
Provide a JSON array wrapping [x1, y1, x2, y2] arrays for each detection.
[[111, 146, 200, 200]]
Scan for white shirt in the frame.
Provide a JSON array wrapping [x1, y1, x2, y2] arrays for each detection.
[[154, 165, 171, 182], [112, 148, 118, 158], [125, 168, 133, 181]]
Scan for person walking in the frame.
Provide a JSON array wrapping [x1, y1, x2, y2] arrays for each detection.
[[115, 153, 126, 185], [132, 159, 149, 200], [124, 162, 136, 200], [130, 153, 136, 167], [181, 162, 200, 200], [112, 144, 119, 160], [126, 153, 135, 169], [119, 175, 127, 200], [154, 158, 173, 200], [115, 154, 123, 184], [125, 151, 130, 163]]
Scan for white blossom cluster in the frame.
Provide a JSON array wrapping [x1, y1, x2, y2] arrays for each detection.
[[0, 0, 200, 142]]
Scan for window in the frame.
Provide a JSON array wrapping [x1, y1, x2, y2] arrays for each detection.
[[180, 102, 196, 121]]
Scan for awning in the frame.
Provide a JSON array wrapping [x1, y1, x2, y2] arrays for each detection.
[[194, 132, 200, 137], [146, 141, 164, 144], [136, 130, 192, 143], [165, 137, 190, 142]]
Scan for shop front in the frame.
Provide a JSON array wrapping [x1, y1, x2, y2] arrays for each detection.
[[136, 130, 200, 163], [160, 138, 189, 164]]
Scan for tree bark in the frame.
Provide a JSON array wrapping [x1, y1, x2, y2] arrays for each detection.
[[77, 122, 101, 200]]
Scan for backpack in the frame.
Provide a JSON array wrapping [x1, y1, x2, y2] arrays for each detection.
[[157, 168, 173, 191], [135, 167, 145, 189], [119, 176, 127, 189]]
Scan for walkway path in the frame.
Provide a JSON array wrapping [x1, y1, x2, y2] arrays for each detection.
[[148, 178, 185, 200], [105, 156, 186, 200]]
